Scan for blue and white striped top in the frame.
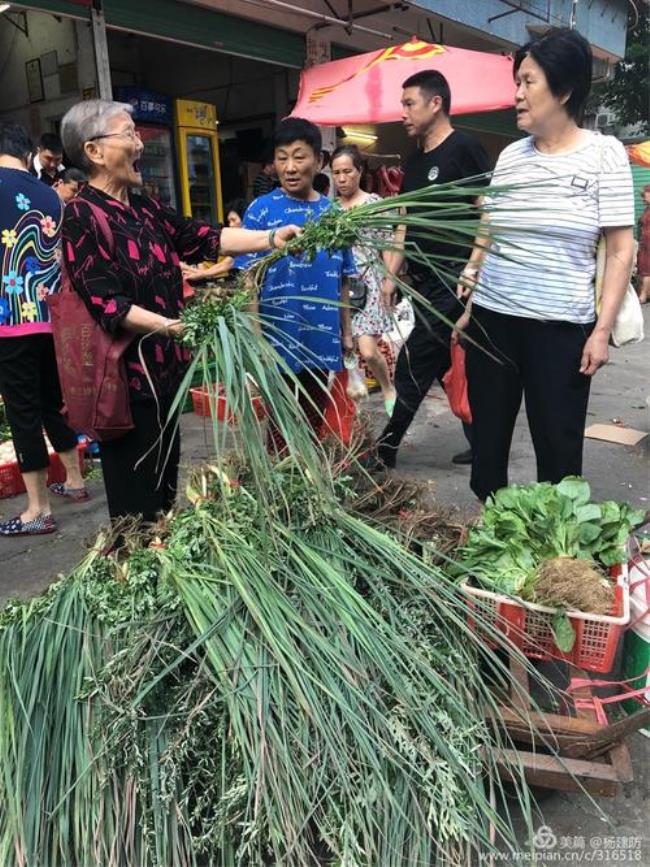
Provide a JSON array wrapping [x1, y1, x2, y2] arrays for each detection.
[[474, 131, 634, 324]]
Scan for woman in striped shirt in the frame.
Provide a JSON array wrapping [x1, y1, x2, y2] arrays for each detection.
[[455, 27, 635, 502]]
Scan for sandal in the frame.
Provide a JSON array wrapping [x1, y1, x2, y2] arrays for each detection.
[[0, 514, 57, 536], [49, 483, 90, 502]]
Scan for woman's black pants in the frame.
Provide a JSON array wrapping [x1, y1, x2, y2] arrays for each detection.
[[0, 334, 78, 472], [465, 305, 594, 502], [98, 397, 180, 523]]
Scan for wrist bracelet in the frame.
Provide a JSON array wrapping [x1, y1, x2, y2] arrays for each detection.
[[268, 228, 277, 249], [161, 317, 172, 335]]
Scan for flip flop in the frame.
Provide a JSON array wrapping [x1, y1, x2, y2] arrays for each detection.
[[0, 514, 57, 536], [49, 483, 90, 502]]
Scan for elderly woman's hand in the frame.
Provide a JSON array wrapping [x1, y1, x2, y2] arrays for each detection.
[[272, 224, 302, 249], [580, 330, 609, 376], [157, 317, 184, 339]]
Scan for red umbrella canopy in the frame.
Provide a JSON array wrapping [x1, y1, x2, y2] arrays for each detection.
[[291, 39, 516, 125]]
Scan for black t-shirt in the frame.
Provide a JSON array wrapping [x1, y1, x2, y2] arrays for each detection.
[[400, 129, 490, 299]]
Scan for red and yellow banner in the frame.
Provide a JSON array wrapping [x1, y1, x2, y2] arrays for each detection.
[[292, 39, 515, 125]]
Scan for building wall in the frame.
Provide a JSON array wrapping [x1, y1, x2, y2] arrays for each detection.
[[412, 0, 628, 59], [0, 10, 96, 134]]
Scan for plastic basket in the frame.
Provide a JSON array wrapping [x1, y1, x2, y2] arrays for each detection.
[[0, 441, 86, 499], [461, 564, 629, 674], [183, 365, 218, 413], [190, 386, 267, 423]]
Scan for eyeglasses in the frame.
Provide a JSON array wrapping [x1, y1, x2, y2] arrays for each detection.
[[87, 129, 142, 143]]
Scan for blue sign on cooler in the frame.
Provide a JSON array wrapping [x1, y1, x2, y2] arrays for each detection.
[[114, 87, 172, 125]]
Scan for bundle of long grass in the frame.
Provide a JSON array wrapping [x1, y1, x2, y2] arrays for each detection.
[[0, 459, 542, 866], [0, 179, 554, 866]]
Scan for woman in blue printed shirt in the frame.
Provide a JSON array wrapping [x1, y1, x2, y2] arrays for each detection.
[[236, 118, 357, 450]]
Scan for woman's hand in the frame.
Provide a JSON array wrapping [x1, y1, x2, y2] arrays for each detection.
[[341, 330, 354, 353], [181, 263, 207, 282], [451, 309, 471, 345], [456, 266, 479, 300], [580, 330, 609, 376], [272, 225, 302, 249], [167, 320, 185, 339], [381, 276, 397, 311], [157, 317, 184, 339]]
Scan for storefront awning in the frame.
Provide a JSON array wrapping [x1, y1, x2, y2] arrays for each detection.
[[11, 0, 307, 68], [291, 40, 515, 125]]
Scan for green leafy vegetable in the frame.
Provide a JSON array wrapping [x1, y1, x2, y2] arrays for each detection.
[[455, 477, 644, 602], [551, 612, 576, 653]]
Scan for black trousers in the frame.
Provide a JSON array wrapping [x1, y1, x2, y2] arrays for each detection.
[[465, 304, 594, 502], [98, 398, 180, 523], [377, 294, 471, 467], [0, 333, 78, 472]]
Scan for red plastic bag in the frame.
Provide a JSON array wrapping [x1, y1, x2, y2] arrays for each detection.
[[47, 203, 134, 441], [442, 342, 472, 424], [321, 370, 356, 445]]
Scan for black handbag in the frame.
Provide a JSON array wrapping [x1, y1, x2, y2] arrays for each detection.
[[347, 275, 368, 312]]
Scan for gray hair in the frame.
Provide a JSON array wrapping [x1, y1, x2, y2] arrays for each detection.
[[61, 99, 133, 172]]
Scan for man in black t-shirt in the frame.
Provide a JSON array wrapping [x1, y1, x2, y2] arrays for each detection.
[[377, 70, 489, 469]]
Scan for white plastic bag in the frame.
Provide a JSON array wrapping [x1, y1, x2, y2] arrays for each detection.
[[343, 353, 368, 402]]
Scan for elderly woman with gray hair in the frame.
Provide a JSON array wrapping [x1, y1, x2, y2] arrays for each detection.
[[61, 99, 299, 523]]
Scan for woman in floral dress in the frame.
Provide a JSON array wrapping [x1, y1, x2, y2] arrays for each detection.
[[332, 145, 396, 414]]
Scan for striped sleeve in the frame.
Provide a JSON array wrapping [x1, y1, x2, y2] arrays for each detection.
[[598, 137, 634, 228]]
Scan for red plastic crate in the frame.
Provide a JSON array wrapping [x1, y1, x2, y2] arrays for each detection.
[[190, 386, 267, 423], [0, 442, 86, 499], [462, 564, 629, 674]]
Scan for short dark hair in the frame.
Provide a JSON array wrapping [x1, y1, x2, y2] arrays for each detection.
[[0, 122, 33, 161], [513, 27, 592, 123], [273, 117, 322, 156], [225, 197, 247, 219], [56, 167, 86, 184], [402, 70, 451, 115], [331, 144, 365, 173], [313, 173, 330, 194], [38, 132, 63, 154]]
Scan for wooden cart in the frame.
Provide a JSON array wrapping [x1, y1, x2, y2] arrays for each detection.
[[493, 654, 650, 797]]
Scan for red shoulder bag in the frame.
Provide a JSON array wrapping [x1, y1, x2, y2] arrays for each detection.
[[47, 202, 134, 441]]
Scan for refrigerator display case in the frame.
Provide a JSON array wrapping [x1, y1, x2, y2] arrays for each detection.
[[136, 124, 177, 209], [174, 99, 223, 224], [114, 88, 178, 210]]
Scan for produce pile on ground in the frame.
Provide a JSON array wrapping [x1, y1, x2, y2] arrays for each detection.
[[0, 455, 541, 866], [0, 183, 596, 865]]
